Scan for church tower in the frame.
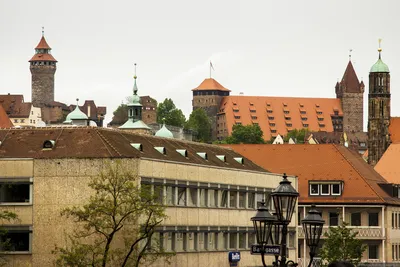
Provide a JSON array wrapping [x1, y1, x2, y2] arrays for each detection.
[[335, 54, 365, 133], [192, 78, 230, 140], [368, 41, 391, 166], [29, 29, 57, 107]]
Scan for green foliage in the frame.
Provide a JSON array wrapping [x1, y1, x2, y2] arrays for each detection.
[[185, 108, 211, 143], [319, 222, 366, 267], [225, 124, 265, 144], [53, 160, 173, 267], [111, 104, 128, 125], [156, 98, 186, 127], [283, 128, 309, 143], [0, 210, 18, 266]]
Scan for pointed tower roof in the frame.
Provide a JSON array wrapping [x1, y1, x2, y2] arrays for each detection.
[[192, 78, 231, 92], [340, 61, 361, 93], [155, 121, 174, 138], [35, 36, 51, 49], [64, 99, 88, 124], [0, 105, 13, 128]]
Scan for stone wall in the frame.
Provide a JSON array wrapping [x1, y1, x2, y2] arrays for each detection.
[[30, 65, 56, 108], [341, 92, 364, 133], [192, 94, 223, 140]]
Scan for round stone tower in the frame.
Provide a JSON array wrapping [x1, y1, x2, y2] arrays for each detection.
[[29, 31, 57, 107]]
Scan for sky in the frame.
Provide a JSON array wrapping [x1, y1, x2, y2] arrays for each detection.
[[1, 0, 400, 129]]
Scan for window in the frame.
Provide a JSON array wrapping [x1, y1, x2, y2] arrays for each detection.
[[188, 188, 197, 206], [208, 232, 216, 250], [329, 212, 339, 226], [250, 110, 256, 113], [268, 116, 275, 120], [14, 119, 18, 123], [267, 110, 273, 113], [198, 233, 206, 250], [229, 191, 237, 208], [220, 190, 228, 208], [239, 232, 246, 249], [208, 189, 218, 207], [269, 123, 276, 127], [187, 233, 195, 251], [162, 232, 173, 251], [310, 184, 319, 195], [248, 193, 255, 209], [175, 233, 184, 251], [321, 184, 330, 195], [0, 226, 31, 252], [229, 233, 237, 249], [369, 213, 379, 226], [332, 184, 341, 195], [251, 116, 257, 120], [351, 213, 361, 226], [284, 111, 290, 114], [199, 188, 207, 207], [318, 117, 324, 121], [303, 123, 309, 127], [0, 180, 31, 204], [368, 244, 379, 259], [234, 116, 241, 119], [21, 119, 25, 123], [286, 123, 292, 127], [239, 192, 246, 208], [256, 193, 264, 208], [154, 185, 163, 204], [177, 187, 186, 206], [166, 186, 175, 205]]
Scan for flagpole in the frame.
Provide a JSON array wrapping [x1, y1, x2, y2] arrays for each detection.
[[210, 61, 212, 78]]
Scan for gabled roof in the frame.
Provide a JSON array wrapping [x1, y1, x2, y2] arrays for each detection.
[[389, 117, 400, 143], [0, 105, 13, 128], [340, 61, 362, 93], [223, 144, 400, 205], [192, 78, 230, 92], [219, 96, 343, 140], [35, 36, 51, 49], [375, 143, 400, 184], [0, 95, 32, 118], [0, 128, 267, 172]]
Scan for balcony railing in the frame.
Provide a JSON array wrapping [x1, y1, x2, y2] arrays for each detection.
[[298, 226, 383, 239]]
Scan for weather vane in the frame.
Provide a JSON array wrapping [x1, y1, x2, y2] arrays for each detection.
[[134, 63, 137, 79], [42, 26, 44, 37], [349, 49, 353, 60]]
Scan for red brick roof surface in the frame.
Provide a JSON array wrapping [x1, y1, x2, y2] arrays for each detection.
[[375, 143, 400, 184], [0, 95, 31, 117], [192, 78, 231, 92], [220, 96, 343, 139], [340, 61, 362, 93], [223, 144, 400, 205], [0, 128, 267, 172], [29, 53, 57, 62], [389, 117, 400, 143]]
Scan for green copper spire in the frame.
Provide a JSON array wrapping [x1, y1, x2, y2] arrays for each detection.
[[370, 39, 390, 73], [131, 63, 141, 105], [63, 98, 88, 124]]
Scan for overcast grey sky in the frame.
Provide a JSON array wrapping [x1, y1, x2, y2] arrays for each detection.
[[1, 0, 399, 129]]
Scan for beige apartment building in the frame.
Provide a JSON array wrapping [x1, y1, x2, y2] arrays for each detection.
[[0, 127, 298, 267]]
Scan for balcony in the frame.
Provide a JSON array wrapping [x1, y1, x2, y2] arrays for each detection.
[[298, 226, 384, 240]]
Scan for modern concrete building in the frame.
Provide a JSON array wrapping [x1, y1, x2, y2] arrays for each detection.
[[0, 127, 298, 267]]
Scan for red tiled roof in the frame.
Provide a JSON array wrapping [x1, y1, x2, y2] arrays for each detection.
[[0, 105, 13, 128], [389, 117, 400, 143], [223, 144, 400, 205], [375, 143, 400, 184], [0, 128, 266, 173], [0, 94, 31, 118], [9, 103, 32, 118], [220, 96, 343, 140], [29, 53, 57, 62], [35, 36, 51, 49], [192, 78, 230, 92]]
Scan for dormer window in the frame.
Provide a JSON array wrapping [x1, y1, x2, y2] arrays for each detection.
[[309, 182, 342, 196]]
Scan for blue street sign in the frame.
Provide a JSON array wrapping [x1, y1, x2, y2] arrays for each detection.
[[251, 244, 281, 255], [228, 251, 241, 262]]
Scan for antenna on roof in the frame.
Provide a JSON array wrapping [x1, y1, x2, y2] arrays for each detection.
[[42, 26, 44, 37], [349, 49, 352, 61]]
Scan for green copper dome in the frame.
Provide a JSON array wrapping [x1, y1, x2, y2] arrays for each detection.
[[155, 123, 173, 138], [370, 58, 390, 73], [63, 102, 88, 124], [119, 119, 151, 130]]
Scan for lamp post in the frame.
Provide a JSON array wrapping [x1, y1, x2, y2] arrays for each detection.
[[301, 205, 325, 267], [251, 174, 325, 267]]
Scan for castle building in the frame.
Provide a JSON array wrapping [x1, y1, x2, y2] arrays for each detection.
[[29, 32, 57, 108], [192, 59, 364, 142], [368, 44, 391, 166]]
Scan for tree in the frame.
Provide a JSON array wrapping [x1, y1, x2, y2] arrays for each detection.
[[156, 99, 186, 127], [53, 160, 172, 267], [110, 104, 128, 126], [0, 211, 18, 266], [225, 124, 265, 144], [283, 128, 309, 144], [319, 222, 366, 267], [185, 108, 211, 143]]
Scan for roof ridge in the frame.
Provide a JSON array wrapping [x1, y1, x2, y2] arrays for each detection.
[[95, 129, 122, 157], [332, 144, 385, 202]]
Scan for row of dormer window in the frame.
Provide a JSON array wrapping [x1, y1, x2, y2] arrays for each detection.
[[309, 182, 342, 196]]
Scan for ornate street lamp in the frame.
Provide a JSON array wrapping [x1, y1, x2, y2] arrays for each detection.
[[271, 173, 299, 267], [251, 201, 276, 246], [301, 205, 325, 267]]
